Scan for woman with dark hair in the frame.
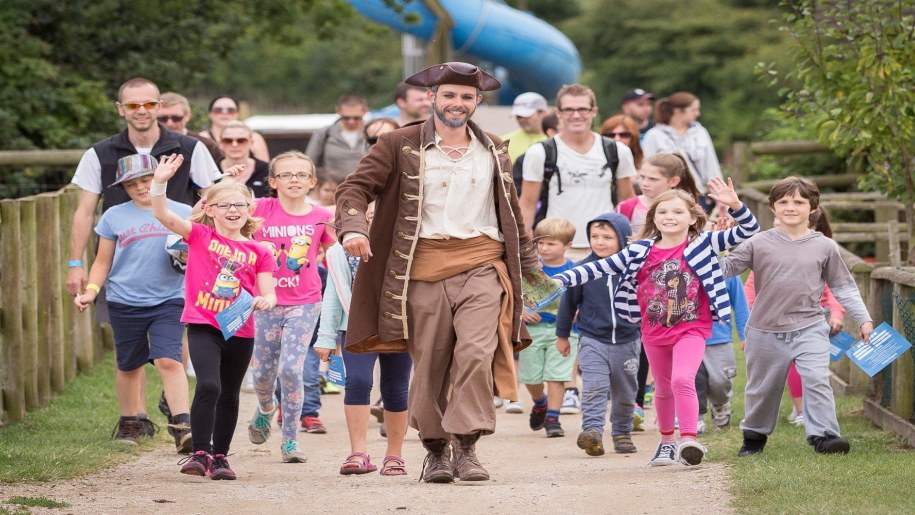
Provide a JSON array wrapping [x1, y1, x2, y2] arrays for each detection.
[[642, 92, 721, 207], [600, 114, 644, 168], [200, 96, 270, 161]]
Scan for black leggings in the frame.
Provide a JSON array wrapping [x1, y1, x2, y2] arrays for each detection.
[[187, 323, 254, 455], [635, 343, 650, 407]]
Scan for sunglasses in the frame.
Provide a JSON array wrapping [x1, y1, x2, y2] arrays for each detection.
[[339, 115, 363, 122], [122, 101, 159, 111], [157, 115, 185, 123], [366, 136, 379, 145], [606, 131, 632, 139], [221, 137, 249, 145], [211, 106, 238, 114]]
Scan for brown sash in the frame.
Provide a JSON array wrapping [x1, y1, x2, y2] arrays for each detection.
[[412, 236, 518, 400]]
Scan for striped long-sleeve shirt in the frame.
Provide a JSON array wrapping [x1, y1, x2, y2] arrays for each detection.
[[555, 204, 759, 325]]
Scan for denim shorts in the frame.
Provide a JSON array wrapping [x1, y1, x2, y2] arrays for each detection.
[[107, 298, 185, 371]]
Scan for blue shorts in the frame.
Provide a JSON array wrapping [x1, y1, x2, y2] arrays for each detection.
[[107, 299, 185, 371]]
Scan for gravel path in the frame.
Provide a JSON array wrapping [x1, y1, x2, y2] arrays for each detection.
[[2, 388, 733, 514]]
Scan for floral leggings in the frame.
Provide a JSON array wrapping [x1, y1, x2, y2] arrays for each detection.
[[253, 303, 321, 442]]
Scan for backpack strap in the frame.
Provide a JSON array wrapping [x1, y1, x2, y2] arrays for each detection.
[[600, 136, 620, 206], [534, 137, 559, 226]]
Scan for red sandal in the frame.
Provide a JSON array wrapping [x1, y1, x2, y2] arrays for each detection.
[[339, 451, 377, 475], [379, 455, 407, 476]]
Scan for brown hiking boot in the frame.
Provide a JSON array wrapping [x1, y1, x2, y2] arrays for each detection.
[[112, 417, 143, 445], [419, 439, 454, 483], [168, 422, 193, 454], [612, 433, 637, 454], [451, 433, 490, 481]]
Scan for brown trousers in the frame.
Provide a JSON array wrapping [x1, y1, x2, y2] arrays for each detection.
[[406, 264, 501, 441]]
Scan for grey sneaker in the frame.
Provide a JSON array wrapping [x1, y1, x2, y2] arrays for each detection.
[[281, 440, 307, 463], [248, 405, 276, 445], [544, 419, 565, 437], [612, 433, 637, 454]]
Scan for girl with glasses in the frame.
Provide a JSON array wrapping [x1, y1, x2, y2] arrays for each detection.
[[246, 151, 336, 463], [218, 121, 270, 197], [152, 154, 278, 480], [201, 96, 270, 162]]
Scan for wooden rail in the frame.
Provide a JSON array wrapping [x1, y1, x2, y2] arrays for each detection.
[[0, 186, 110, 425]]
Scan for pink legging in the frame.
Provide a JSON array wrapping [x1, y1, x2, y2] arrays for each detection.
[[643, 332, 707, 436], [787, 362, 803, 399]]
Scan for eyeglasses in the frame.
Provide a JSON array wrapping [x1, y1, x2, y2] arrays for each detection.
[[157, 115, 185, 123], [273, 172, 314, 181], [366, 136, 379, 145], [213, 202, 250, 211], [558, 107, 593, 116], [606, 131, 632, 139], [221, 137, 249, 146], [339, 116, 363, 122], [122, 101, 159, 111], [211, 106, 238, 114]]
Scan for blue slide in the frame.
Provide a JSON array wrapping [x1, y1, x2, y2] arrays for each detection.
[[346, 0, 581, 104]]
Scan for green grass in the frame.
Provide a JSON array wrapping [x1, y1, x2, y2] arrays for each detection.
[[700, 347, 915, 514], [0, 352, 175, 483], [6, 496, 69, 508]]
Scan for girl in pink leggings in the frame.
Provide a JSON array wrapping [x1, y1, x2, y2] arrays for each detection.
[[556, 180, 760, 467]]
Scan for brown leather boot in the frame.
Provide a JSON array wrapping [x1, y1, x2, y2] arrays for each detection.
[[451, 433, 490, 481], [420, 438, 454, 483]]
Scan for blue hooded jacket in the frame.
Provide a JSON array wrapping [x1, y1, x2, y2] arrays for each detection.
[[556, 212, 640, 344]]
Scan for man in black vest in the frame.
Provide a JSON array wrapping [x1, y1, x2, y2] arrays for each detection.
[[66, 77, 219, 295]]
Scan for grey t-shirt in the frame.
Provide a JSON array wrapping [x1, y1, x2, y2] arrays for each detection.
[[721, 229, 861, 332]]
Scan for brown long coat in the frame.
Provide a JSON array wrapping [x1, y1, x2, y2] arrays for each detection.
[[334, 118, 538, 353]]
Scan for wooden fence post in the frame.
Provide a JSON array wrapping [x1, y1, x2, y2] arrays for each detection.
[[874, 201, 898, 264], [19, 198, 40, 410], [59, 189, 77, 382], [891, 282, 914, 420], [1, 200, 25, 422], [731, 141, 750, 186], [37, 194, 64, 399]]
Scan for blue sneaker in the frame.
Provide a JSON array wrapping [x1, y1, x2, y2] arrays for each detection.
[[633, 405, 645, 432]]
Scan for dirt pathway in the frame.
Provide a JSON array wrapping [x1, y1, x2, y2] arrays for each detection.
[[2, 389, 733, 514]]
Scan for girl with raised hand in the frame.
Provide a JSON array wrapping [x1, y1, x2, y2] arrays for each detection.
[[152, 153, 277, 480]]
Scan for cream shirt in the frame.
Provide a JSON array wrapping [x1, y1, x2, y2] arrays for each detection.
[[419, 131, 503, 241]]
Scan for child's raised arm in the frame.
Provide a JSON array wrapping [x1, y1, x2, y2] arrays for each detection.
[[552, 246, 631, 288], [151, 154, 192, 238]]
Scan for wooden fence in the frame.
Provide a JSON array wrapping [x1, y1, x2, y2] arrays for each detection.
[[0, 185, 111, 425]]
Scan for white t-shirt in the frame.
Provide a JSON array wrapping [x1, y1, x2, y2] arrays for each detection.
[[522, 133, 636, 247], [71, 141, 218, 194]]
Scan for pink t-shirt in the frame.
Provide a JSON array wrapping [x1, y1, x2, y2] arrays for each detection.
[[253, 198, 335, 305], [182, 223, 277, 338], [616, 195, 649, 234], [636, 240, 712, 345]]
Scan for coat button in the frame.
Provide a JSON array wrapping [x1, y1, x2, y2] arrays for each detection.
[[389, 269, 397, 278], [384, 291, 394, 298], [383, 312, 393, 319], [397, 231, 405, 239], [401, 193, 409, 201], [347, 208, 358, 216], [402, 146, 412, 155]]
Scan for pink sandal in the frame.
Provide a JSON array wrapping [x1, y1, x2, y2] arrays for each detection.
[[379, 455, 407, 476], [340, 452, 377, 475]]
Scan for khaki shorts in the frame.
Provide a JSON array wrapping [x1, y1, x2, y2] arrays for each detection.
[[519, 323, 579, 384]]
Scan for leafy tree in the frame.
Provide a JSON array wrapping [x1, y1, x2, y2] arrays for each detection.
[[762, 0, 915, 262], [565, 0, 792, 152]]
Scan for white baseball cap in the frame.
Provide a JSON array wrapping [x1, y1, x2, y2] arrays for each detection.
[[511, 92, 548, 117]]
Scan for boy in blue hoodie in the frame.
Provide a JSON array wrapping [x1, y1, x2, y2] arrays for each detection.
[[557, 212, 641, 456]]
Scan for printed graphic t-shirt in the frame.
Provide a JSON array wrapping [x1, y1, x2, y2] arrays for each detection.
[[253, 198, 335, 305], [182, 222, 277, 338], [636, 240, 712, 344], [539, 259, 575, 324], [95, 200, 191, 306]]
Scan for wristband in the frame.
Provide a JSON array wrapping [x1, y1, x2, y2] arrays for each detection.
[[67, 259, 83, 268], [150, 180, 168, 196], [85, 283, 101, 294]]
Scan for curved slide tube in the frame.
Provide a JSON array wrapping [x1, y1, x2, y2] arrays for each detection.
[[346, 0, 581, 103]]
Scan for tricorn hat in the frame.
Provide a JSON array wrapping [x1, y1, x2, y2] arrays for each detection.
[[405, 62, 501, 91]]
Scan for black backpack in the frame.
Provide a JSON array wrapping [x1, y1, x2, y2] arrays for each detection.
[[512, 136, 620, 225]]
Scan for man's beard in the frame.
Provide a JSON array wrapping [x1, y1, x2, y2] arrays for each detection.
[[433, 101, 474, 128]]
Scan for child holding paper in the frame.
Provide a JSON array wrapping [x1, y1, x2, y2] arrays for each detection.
[[152, 154, 277, 480], [245, 151, 335, 463], [720, 176, 873, 456], [313, 203, 414, 476]]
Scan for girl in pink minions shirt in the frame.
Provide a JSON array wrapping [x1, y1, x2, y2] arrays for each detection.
[[554, 178, 759, 466], [152, 154, 277, 480]]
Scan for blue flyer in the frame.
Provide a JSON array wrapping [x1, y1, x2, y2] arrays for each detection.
[[168, 238, 188, 252], [327, 355, 346, 388], [846, 322, 913, 377], [214, 289, 254, 340], [829, 331, 856, 362]]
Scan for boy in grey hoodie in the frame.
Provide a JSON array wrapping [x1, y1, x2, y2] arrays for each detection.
[[557, 212, 642, 456]]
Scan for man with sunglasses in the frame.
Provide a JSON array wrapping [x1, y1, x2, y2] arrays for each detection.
[[335, 62, 539, 484], [305, 94, 369, 183], [158, 92, 224, 163]]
